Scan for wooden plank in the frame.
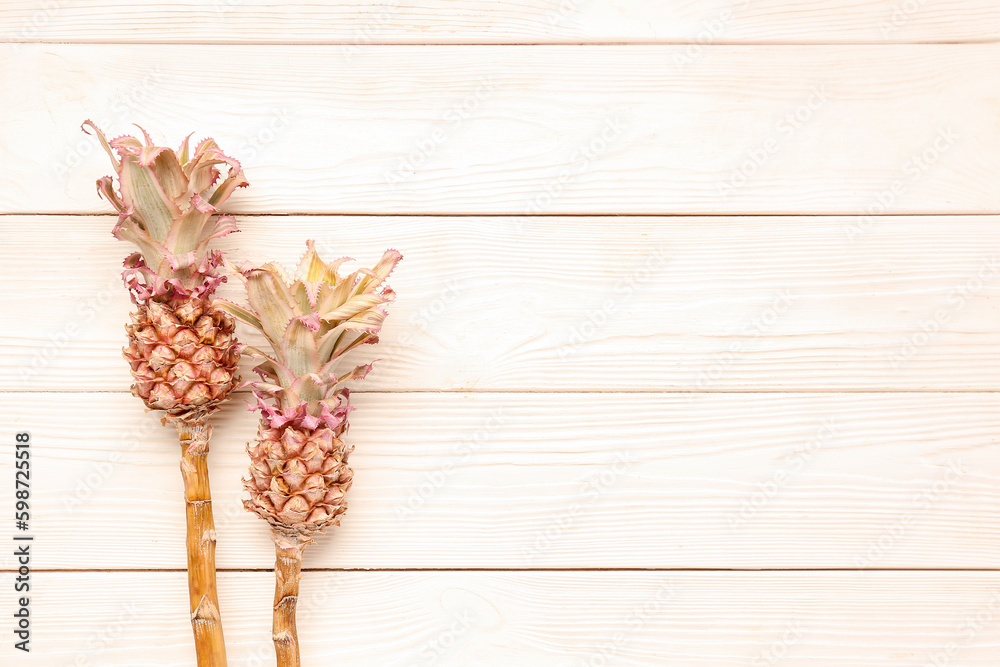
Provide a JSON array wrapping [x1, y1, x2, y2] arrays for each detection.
[[3, 392, 997, 570], [2, 44, 998, 215], [3, 215, 999, 392], [1, 571, 998, 665], [2, 1, 999, 44]]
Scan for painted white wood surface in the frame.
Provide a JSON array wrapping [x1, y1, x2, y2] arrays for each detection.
[[4, 215, 999, 393], [3, 1, 999, 44], [1, 571, 998, 666], [3, 44, 999, 215], [2, 392, 996, 570], [1, 6, 997, 664]]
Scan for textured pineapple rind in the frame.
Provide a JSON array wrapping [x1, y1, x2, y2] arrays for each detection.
[[123, 297, 240, 419], [244, 391, 356, 540]]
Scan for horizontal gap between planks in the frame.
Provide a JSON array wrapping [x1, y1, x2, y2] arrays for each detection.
[[3, 212, 1000, 219], [10, 568, 1000, 573], [3, 40, 999, 46], [1, 389, 999, 395]]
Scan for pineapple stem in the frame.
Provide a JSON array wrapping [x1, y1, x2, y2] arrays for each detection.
[[176, 419, 228, 667], [272, 534, 305, 667]]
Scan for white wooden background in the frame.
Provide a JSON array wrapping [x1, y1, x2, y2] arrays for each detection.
[[2, 2, 1000, 665]]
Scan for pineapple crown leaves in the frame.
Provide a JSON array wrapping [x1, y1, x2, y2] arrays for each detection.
[[83, 120, 249, 304], [219, 240, 401, 415]]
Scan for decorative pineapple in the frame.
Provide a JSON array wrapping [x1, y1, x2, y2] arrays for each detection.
[[85, 121, 248, 667], [84, 121, 244, 417], [221, 240, 400, 667]]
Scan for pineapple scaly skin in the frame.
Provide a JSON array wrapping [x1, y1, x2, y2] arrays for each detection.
[[244, 393, 355, 541], [124, 297, 239, 418]]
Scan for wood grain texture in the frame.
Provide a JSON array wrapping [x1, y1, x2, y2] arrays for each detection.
[[3, 392, 997, 570], [2, 1, 999, 44], [0, 5, 995, 661], [3, 44, 999, 215], [4, 215, 999, 392], [1, 571, 998, 665]]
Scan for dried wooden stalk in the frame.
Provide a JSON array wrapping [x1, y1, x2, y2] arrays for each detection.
[[177, 419, 227, 666]]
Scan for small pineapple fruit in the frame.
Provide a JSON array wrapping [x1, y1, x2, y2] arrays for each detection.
[[222, 240, 401, 542], [84, 121, 247, 420]]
